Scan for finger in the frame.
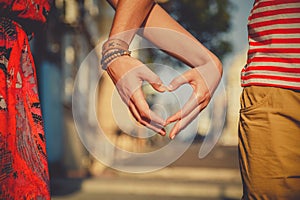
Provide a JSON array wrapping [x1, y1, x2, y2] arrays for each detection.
[[169, 110, 199, 140], [169, 103, 207, 140], [167, 74, 189, 91], [131, 89, 166, 126], [150, 82, 167, 93], [169, 108, 199, 139], [128, 101, 166, 136], [166, 91, 206, 125], [141, 68, 167, 92], [168, 121, 180, 140], [129, 89, 167, 134]]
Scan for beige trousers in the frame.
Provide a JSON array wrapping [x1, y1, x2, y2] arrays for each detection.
[[239, 86, 300, 200]]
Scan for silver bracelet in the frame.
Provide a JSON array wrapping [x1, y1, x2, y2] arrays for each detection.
[[101, 49, 131, 70]]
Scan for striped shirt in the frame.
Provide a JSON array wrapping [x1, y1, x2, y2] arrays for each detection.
[[241, 0, 300, 90]]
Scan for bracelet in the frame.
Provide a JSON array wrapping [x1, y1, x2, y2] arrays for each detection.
[[101, 49, 131, 70], [102, 38, 129, 55]]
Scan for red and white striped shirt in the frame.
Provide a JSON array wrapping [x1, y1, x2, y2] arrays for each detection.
[[241, 0, 300, 90]]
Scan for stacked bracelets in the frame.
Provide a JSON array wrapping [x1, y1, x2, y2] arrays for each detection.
[[100, 38, 131, 70]]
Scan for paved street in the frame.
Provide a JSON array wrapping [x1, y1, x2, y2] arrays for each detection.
[[51, 143, 242, 200]]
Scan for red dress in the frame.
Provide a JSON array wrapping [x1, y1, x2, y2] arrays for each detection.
[[0, 1, 52, 199]]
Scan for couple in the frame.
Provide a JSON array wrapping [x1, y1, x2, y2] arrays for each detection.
[[0, 0, 299, 199]]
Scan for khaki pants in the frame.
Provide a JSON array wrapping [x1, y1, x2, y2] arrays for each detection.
[[239, 86, 300, 200]]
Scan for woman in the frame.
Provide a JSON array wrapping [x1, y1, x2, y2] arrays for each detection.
[[0, 1, 52, 199]]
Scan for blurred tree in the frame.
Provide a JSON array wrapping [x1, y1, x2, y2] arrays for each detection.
[[161, 0, 233, 60]]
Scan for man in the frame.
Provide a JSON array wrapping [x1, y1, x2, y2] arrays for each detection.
[[239, 0, 300, 199]]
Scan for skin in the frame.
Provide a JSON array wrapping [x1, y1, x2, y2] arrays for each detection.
[[106, 0, 222, 139], [105, 0, 167, 136]]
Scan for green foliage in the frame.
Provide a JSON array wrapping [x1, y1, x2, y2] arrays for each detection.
[[162, 0, 233, 60]]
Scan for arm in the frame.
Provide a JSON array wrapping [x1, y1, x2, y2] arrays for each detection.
[[107, 0, 223, 139], [104, 0, 167, 135], [107, 0, 222, 71], [107, 0, 154, 43]]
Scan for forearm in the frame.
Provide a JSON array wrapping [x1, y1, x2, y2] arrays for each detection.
[[107, 0, 222, 73], [107, 0, 155, 44]]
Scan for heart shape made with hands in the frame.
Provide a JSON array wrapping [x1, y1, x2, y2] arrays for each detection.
[[111, 74, 198, 140], [112, 66, 202, 139], [107, 56, 216, 139], [144, 81, 203, 140], [139, 67, 213, 139]]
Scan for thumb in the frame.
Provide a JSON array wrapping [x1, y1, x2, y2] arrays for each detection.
[[150, 81, 167, 93], [168, 74, 188, 92], [142, 69, 167, 92]]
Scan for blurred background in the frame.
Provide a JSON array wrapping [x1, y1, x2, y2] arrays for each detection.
[[31, 0, 254, 199]]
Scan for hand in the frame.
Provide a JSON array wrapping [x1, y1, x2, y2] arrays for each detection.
[[166, 62, 222, 139], [106, 55, 167, 136]]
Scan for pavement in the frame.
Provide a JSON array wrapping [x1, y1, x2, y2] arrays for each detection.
[[51, 142, 242, 200]]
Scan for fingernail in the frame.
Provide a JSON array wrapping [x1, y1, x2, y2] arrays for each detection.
[[159, 85, 167, 92], [170, 135, 176, 140], [167, 85, 173, 91], [156, 82, 163, 86], [160, 128, 166, 136]]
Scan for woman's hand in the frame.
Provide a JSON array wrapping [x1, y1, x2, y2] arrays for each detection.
[[106, 55, 167, 136], [166, 61, 222, 139]]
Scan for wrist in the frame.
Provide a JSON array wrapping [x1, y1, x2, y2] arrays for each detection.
[[101, 38, 131, 70], [195, 60, 222, 96], [102, 38, 129, 54]]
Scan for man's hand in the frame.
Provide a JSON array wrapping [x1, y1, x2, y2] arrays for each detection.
[[166, 61, 222, 139]]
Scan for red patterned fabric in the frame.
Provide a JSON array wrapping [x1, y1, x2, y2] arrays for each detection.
[[0, 1, 51, 199]]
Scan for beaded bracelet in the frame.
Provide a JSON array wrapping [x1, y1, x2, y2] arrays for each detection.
[[101, 48, 131, 70], [101, 38, 131, 70]]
